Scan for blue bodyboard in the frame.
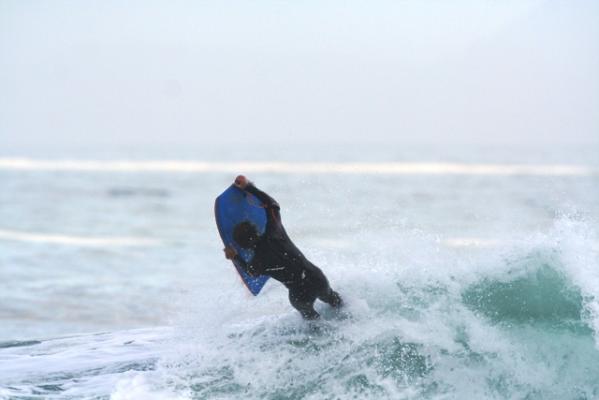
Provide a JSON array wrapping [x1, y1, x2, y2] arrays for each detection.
[[214, 185, 270, 295]]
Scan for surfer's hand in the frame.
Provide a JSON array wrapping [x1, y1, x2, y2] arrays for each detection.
[[224, 246, 237, 260], [234, 175, 249, 189]]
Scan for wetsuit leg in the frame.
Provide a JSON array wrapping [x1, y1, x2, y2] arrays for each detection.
[[303, 263, 343, 309], [288, 287, 319, 320]]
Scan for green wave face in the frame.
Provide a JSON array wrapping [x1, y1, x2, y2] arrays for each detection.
[[462, 263, 586, 329]]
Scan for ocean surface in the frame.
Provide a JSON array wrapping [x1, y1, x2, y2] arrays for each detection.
[[1, 142, 599, 399]]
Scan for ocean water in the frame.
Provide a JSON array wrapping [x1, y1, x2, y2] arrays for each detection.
[[1, 143, 599, 399]]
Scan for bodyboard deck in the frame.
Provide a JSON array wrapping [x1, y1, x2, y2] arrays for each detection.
[[214, 185, 269, 295]]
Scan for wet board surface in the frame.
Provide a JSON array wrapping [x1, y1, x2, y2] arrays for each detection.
[[214, 185, 270, 295]]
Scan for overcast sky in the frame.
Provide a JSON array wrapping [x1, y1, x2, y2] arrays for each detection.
[[1, 0, 598, 151]]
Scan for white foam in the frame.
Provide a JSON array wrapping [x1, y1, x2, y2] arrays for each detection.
[[443, 237, 502, 247], [549, 217, 599, 348], [111, 372, 190, 400], [0, 158, 596, 176], [0, 229, 160, 247], [2, 218, 599, 398]]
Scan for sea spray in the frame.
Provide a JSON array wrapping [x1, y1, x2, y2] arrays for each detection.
[[2, 214, 599, 399], [145, 216, 599, 399]]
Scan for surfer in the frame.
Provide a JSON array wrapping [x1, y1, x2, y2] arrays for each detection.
[[223, 175, 343, 320]]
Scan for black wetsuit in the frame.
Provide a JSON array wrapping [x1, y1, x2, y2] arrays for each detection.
[[234, 183, 342, 319]]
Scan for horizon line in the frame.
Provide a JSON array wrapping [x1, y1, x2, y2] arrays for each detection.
[[0, 158, 597, 176]]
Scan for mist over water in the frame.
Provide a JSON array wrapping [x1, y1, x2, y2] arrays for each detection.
[[1, 143, 598, 399]]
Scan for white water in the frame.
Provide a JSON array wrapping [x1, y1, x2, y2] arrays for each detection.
[[2, 217, 598, 399]]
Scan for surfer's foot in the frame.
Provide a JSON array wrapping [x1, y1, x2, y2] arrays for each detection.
[[325, 290, 343, 308], [301, 309, 320, 320], [333, 292, 343, 308]]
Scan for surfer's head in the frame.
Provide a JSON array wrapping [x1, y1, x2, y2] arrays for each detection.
[[233, 221, 259, 249]]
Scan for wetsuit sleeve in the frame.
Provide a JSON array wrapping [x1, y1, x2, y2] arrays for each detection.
[[233, 255, 263, 277], [245, 183, 280, 210], [244, 182, 283, 236]]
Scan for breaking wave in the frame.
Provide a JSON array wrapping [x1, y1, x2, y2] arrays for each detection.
[[1, 217, 598, 399]]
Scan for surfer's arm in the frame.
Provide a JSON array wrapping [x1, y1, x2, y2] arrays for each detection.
[[234, 176, 281, 226], [244, 183, 280, 210]]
